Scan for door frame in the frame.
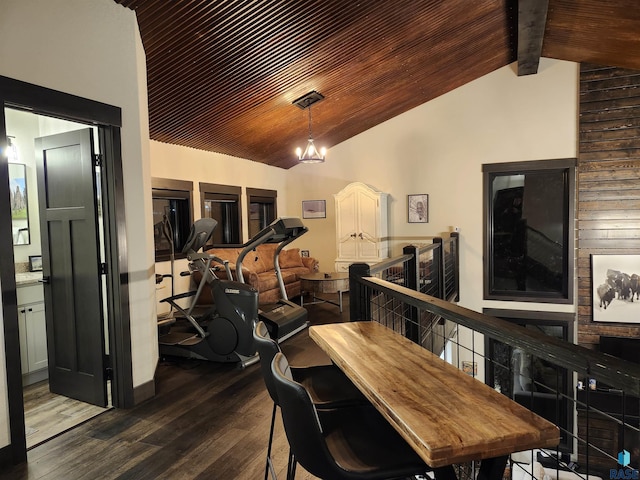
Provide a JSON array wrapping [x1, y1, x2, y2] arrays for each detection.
[[0, 76, 134, 464]]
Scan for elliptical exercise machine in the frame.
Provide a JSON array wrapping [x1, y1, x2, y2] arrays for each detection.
[[235, 217, 309, 342], [158, 218, 260, 367]]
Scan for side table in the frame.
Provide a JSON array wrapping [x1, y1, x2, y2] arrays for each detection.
[[299, 272, 349, 312]]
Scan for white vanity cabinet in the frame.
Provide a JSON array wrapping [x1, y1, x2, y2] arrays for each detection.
[[16, 280, 48, 385], [334, 182, 388, 272]]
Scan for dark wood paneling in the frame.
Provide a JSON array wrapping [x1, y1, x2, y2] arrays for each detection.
[[114, 0, 517, 168], [108, 1, 640, 169], [577, 64, 640, 349]]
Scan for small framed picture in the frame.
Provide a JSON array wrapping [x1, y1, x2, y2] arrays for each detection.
[[462, 361, 477, 376], [408, 194, 429, 223], [29, 255, 43, 272], [302, 200, 326, 219], [592, 254, 640, 322], [301, 250, 310, 257]]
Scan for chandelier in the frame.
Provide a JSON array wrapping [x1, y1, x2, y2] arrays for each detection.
[[293, 91, 326, 164]]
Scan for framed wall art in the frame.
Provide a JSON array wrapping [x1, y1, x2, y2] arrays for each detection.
[[29, 255, 43, 272], [9, 162, 30, 245], [592, 254, 640, 322], [302, 200, 326, 219], [408, 194, 428, 223]]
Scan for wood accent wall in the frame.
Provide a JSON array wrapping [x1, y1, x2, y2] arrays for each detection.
[[578, 64, 640, 348]]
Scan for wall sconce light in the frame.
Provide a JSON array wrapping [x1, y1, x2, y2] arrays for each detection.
[[6, 136, 18, 162]]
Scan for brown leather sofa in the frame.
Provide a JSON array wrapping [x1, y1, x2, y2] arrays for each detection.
[[193, 244, 319, 305]]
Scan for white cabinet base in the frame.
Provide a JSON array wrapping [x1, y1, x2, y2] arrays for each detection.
[[17, 283, 49, 386]]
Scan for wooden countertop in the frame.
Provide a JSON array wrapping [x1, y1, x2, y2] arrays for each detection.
[[309, 321, 559, 468]]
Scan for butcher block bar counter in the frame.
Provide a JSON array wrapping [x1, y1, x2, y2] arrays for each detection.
[[309, 321, 559, 473]]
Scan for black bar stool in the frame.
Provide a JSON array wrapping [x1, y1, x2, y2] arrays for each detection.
[[253, 321, 366, 480], [271, 351, 434, 480]]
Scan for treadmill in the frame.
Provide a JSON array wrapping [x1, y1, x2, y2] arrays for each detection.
[[236, 217, 309, 342]]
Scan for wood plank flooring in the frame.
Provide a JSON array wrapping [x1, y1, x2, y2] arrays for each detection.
[[1, 296, 349, 480], [23, 381, 111, 449]]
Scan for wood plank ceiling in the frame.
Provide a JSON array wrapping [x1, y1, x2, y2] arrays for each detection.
[[113, 0, 640, 169]]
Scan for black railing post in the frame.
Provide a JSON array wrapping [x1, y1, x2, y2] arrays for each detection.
[[433, 237, 444, 299], [403, 245, 419, 291], [349, 263, 371, 322], [403, 245, 420, 343], [450, 232, 460, 302]]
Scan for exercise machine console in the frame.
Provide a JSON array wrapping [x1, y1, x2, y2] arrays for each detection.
[[236, 217, 309, 341]]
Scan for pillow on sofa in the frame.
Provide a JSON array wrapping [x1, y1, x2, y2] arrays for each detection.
[[279, 248, 304, 268]]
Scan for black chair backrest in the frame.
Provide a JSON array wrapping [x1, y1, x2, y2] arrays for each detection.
[[181, 218, 217, 255], [271, 352, 335, 479], [253, 321, 281, 404]]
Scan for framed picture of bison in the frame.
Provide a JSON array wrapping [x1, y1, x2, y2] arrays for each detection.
[[592, 254, 640, 322]]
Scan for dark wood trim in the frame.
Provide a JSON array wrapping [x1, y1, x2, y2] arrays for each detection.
[[482, 158, 577, 173], [151, 177, 193, 191], [152, 177, 194, 262], [246, 187, 277, 198], [100, 126, 134, 408], [199, 182, 241, 196], [0, 108, 27, 465], [482, 158, 576, 304], [517, 0, 549, 76], [133, 378, 156, 405], [246, 187, 278, 220], [199, 182, 243, 246], [0, 444, 13, 469], [483, 308, 575, 325], [132, 357, 159, 405], [0, 76, 132, 464], [0, 76, 121, 127]]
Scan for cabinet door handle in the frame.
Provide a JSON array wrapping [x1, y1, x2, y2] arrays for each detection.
[[359, 233, 364, 239], [20, 309, 25, 314], [28, 308, 32, 312], [350, 233, 357, 238], [39, 276, 50, 284]]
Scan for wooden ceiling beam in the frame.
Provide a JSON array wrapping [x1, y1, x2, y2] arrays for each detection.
[[517, 0, 549, 76]]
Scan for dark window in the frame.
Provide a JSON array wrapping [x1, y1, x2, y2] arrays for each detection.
[[483, 159, 575, 303], [484, 309, 573, 453], [200, 182, 242, 248], [152, 178, 193, 262], [247, 188, 277, 239]]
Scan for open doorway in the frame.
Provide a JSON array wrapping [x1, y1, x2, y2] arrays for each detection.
[[1, 75, 134, 465], [6, 108, 112, 448]]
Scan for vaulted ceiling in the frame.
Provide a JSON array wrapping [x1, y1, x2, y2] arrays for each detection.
[[114, 0, 640, 169]]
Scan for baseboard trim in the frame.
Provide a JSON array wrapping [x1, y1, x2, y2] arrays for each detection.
[[132, 377, 155, 405], [0, 444, 15, 468]]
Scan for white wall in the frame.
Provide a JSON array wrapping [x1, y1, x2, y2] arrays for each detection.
[[283, 58, 579, 379], [0, 0, 154, 450], [150, 142, 291, 303], [5, 109, 41, 264], [286, 58, 579, 316]]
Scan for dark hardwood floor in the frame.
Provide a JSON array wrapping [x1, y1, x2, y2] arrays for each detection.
[[0, 296, 348, 480]]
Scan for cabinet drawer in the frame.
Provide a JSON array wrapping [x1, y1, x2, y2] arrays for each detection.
[[17, 284, 44, 305]]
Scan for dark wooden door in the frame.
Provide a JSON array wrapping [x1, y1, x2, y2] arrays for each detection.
[[35, 129, 107, 407]]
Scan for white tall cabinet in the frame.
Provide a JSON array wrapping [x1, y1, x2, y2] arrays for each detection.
[[334, 182, 389, 272]]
